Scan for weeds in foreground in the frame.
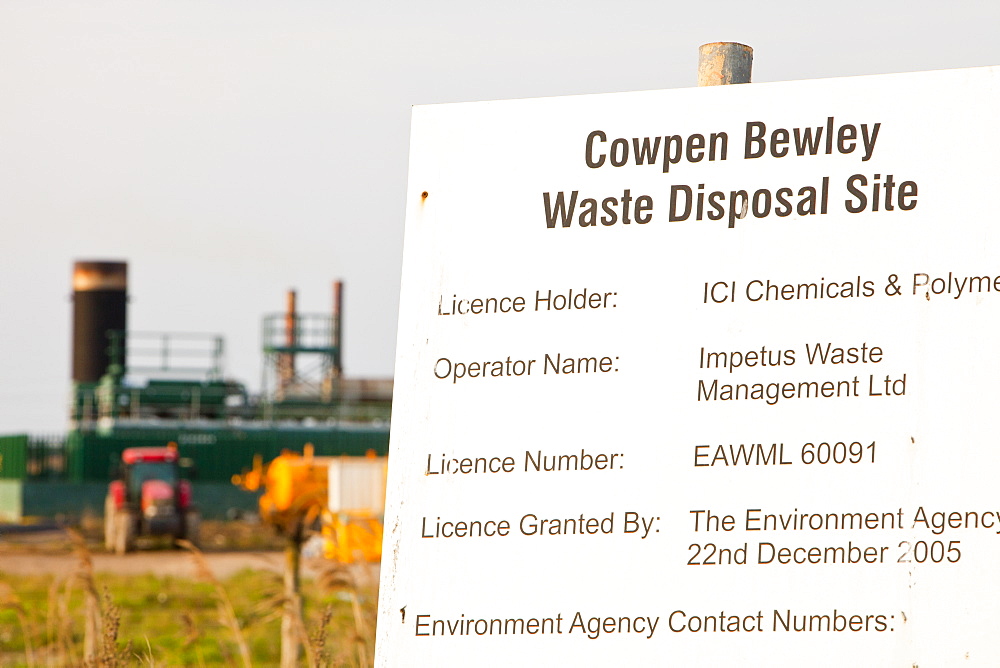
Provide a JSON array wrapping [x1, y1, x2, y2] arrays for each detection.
[[86, 589, 133, 668], [177, 539, 253, 668], [315, 562, 378, 668], [0, 531, 379, 667]]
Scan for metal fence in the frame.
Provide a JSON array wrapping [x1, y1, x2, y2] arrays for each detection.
[[0, 434, 69, 481]]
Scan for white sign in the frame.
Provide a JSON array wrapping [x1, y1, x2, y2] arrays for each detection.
[[377, 67, 1000, 667]]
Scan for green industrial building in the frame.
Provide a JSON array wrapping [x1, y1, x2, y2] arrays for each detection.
[[0, 261, 391, 522]]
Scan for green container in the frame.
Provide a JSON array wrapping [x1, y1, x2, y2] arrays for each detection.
[[67, 424, 390, 482], [17, 481, 259, 521], [0, 435, 28, 480]]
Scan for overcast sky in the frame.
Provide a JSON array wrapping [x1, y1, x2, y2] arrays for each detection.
[[2, 0, 999, 434]]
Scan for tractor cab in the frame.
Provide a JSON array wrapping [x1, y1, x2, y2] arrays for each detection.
[[121, 447, 180, 503]]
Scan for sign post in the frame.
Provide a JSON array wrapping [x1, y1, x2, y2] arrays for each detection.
[[377, 62, 1000, 666]]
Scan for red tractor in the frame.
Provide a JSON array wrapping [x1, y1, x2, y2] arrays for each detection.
[[104, 445, 200, 554]]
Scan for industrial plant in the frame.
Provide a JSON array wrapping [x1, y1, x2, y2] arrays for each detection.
[[0, 260, 392, 522]]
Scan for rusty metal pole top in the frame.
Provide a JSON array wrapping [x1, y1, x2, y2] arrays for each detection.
[[698, 42, 753, 86]]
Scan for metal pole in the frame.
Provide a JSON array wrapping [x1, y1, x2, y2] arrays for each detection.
[[332, 280, 343, 377], [698, 42, 753, 86]]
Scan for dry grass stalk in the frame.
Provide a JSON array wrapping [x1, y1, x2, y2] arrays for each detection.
[[315, 562, 376, 668], [180, 612, 202, 647], [139, 636, 156, 667], [251, 588, 286, 626], [349, 590, 369, 668], [45, 574, 70, 665], [290, 591, 317, 668], [308, 604, 333, 668], [66, 528, 103, 662], [85, 588, 133, 668], [250, 584, 316, 667], [0, 582, 35, 667], [177, 539, 253, 668], [51, 573, 79, 666], [214, 638, 234, 667]]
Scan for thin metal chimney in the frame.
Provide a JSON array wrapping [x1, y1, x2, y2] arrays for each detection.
[[332, 280, 343, 378], [279, 290, 297, 392]]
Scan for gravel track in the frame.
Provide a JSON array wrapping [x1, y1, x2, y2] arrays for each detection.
[[0, 529, 380, 582]]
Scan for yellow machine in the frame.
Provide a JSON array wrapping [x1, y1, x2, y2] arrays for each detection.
[[233, 445, 386, 563], [323, 455, 387, 562]]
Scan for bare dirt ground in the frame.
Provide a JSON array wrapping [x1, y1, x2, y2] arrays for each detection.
[[0, 547, 313, 579], [0, 525, 380, 583]]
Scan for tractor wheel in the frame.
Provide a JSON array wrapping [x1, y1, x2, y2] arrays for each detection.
[[182, 511, 201, 549], [104, 496, 117, 552], [114, 512, 135, 555]]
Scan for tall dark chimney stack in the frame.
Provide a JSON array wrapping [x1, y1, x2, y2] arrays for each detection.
[[72, 261, 127, 383]]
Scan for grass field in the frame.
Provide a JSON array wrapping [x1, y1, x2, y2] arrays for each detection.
[[0, 525, 378, 667]]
